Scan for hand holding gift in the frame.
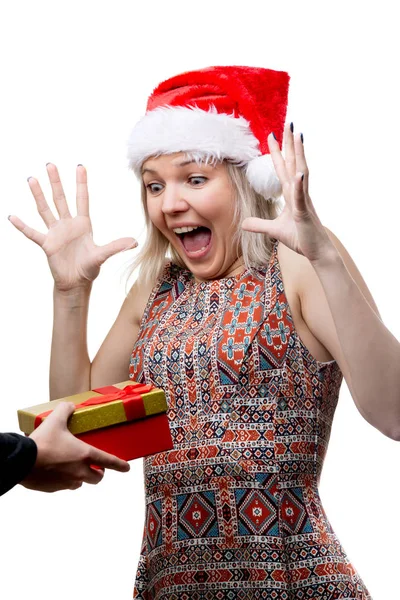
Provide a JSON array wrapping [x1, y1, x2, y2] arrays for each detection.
[[21, 402, 130, 493], [18, 381, 173, 467]]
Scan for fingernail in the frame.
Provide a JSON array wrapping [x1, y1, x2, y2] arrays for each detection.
[[290, 122, 294, 133], [272, 132, 277, 140], [7, 215, 11, 221], [300, 133, 304, 144], [27, 176, 32, 182], [46, 162, 51, 167], [77, 163, 83, 167], [301, 173, 304, 181]]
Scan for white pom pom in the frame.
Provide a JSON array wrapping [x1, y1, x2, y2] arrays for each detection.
[[246, 154, 282, 200]]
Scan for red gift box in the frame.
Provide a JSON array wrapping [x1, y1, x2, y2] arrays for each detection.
[[18, 381, 173, 461]]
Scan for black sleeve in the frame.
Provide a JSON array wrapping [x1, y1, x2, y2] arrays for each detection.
[[0, 433, 38, 496]]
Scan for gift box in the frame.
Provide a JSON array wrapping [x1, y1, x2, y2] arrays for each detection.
[[17, 381, 173, 461]]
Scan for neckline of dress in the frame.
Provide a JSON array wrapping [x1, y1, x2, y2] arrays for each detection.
[[187, 266, 251, 287]]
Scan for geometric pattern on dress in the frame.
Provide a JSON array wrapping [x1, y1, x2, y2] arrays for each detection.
[[130, 240, 372, 599], [279, 488, 313, 535], [177, 491, 219, 539], [235, 488, 279, 535], [146, 499, 163, 550]]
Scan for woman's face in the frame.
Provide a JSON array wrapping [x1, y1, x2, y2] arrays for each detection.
[[142, 153, 243, 281]]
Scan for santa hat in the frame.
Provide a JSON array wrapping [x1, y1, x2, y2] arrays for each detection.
[[127, 66, 290, 200]]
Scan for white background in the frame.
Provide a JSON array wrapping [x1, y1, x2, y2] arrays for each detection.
[[1, 1, 399, 599]]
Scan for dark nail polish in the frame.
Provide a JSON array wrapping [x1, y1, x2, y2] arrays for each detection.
[[290, 122, 294, 133], [27, 176, 32, 182], [7, 215, 11, 221], [301, 173, 304, 181], [77, 163, 83, 167], [46, 162, 51, 166], [272, 132, 277, 140], [300, 133, 304, 144]]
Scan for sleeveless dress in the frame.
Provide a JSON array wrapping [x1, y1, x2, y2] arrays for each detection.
[[129, 240, 371, 600]]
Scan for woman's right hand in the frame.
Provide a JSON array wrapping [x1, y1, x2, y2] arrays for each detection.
[[9, 163, 137, 292]]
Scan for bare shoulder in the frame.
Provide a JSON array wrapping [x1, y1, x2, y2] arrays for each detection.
[[276, 228, 381, 365], [276, 240, 336, 363], [293, 228, 380, 319]]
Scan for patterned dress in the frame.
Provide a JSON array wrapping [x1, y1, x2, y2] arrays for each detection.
[[130, 240, 371, 600]]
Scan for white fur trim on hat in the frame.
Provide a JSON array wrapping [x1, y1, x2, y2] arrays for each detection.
[[127, 106, 259, 172], [127, 105, 281, 200]]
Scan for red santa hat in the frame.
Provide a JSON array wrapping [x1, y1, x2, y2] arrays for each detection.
[[127, 66, 290, 200]]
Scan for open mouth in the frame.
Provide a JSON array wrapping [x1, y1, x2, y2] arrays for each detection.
[[174, 226, 212, 257]]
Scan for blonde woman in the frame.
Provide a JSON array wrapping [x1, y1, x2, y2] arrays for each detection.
[[10, 66, 400, 599]]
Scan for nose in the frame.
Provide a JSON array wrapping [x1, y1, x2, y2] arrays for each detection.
[[161, 184, 189, 215]]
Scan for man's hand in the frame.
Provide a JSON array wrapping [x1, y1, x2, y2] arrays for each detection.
[[21, 402, 130, 492]]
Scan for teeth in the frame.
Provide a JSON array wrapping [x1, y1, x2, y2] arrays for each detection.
[[173, 225, 201, 234], [190, 245, 208, 254]]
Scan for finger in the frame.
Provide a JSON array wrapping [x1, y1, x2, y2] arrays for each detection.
[[81, 466, 105, 485], [49, 401, 76, 425], [267, 132, 289, 186], [46, 163, 72, 219], [294, 134, 309, 193], [27, 177, 57, 228], [33, 402, 75, 436], [8, 214, 46, 246], [95, 237, 138, 266], [90, 465, 105, 474], [242, 216, 283, 239], [76, 164, 89, 217], [88, 446, 130, 472], [293, 173, 308, 216], [284, 122, 296, 179], [69, 481, 83, 490]]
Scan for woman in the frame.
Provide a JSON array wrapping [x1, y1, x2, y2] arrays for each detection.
[[9, 66, 400, 599]]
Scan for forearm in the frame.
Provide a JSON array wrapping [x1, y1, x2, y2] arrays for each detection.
[[50, 285, 92, 400], [312, 250, 400, 439]]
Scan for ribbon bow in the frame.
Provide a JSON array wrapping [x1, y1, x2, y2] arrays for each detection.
[[34, 382, 155, 429]]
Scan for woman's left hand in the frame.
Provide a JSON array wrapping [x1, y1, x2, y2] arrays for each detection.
[[242, 123, 335, 264]]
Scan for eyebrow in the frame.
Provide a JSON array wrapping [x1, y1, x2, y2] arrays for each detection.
[[141, 159, 197, 176]]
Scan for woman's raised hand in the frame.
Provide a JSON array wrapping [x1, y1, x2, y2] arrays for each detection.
[[9, 164, 137, 292], [242, 124, 334, 264]]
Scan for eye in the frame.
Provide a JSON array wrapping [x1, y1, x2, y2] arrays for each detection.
[[189, 176, 207, 186], [146, 182, 164, 194]]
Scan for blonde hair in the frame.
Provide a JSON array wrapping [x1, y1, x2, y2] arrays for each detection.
[[127, 160, 282, 287]]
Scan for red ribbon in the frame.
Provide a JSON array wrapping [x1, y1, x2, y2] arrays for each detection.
[[34, 383, 155, 429]]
